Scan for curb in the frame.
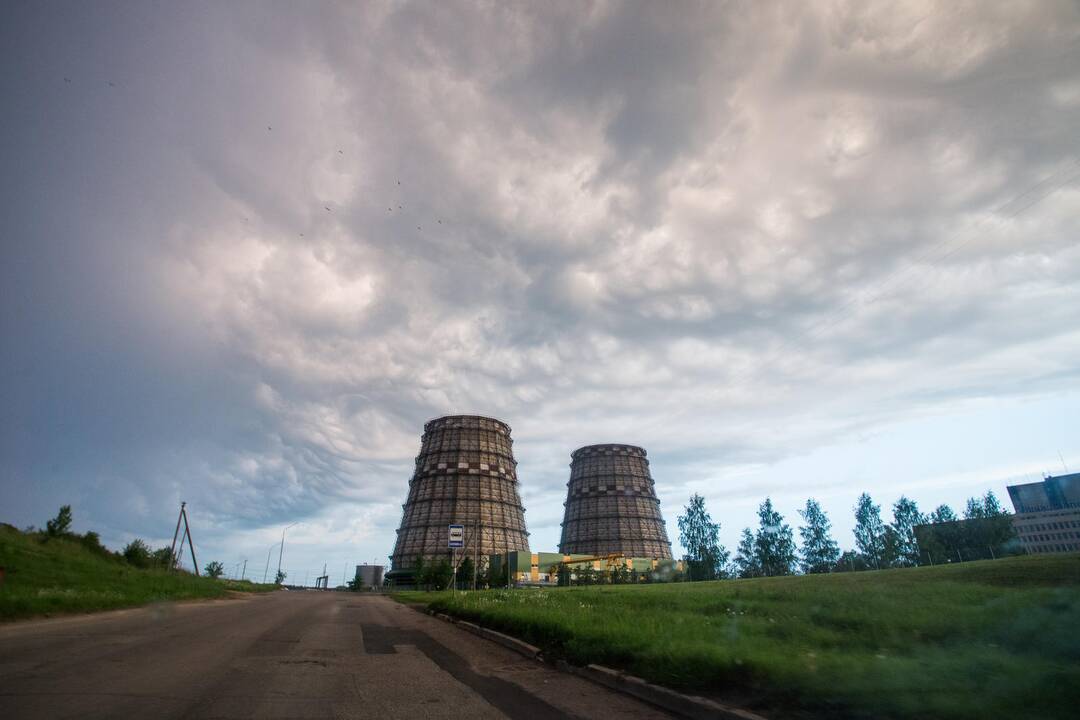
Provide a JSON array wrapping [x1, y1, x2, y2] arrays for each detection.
[[432, 613, 542, 660], [423, 609, 766, 720]]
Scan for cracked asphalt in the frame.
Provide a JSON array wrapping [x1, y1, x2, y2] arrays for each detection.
[[0, 591, 673, 719]]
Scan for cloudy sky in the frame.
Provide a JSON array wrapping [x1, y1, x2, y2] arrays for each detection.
[[2, 1, 1079, 582]]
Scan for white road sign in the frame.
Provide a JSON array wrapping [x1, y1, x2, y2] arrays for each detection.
[[448, 524, 464, 548]]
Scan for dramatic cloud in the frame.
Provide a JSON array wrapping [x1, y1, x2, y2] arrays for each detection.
[[2, 1, 1078, 575]]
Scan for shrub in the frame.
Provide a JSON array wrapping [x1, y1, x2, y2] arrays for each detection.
[[78, 531, 112, 558], [122, 539, 152, 568], [151, 546, 176, 568]]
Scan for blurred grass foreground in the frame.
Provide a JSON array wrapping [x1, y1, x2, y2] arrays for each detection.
[[396, 554, 1080, 719], [0, 524, 275, 621]]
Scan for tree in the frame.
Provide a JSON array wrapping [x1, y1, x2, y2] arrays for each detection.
[[411, 555, 426, 588], [982, 491, 1007, 517], [486, 558, 507, 588], [204, 561, 225, 579], [798, 498, 840, 573], [123, 539, 152, 568], [151, 546, 176, 569], [956, 491, 1015, 557], [833, 550, 872, 572], [46, 505, 73, 537], [964, 497, 987, 520], [457, 557, 475, 589], [930, 504, 957, 524], [754, 498, 796, 576], [733, 528, 761, 578], [677, 493, 729, 581], [275, 570, 286, 585], [420, 558, 453, 590], [890, 496, 926, 567], [853, 493, 887, 568], [78, 531, 110, 557]]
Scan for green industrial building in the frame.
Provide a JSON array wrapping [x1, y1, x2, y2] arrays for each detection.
[[489, 550, 683, 585]]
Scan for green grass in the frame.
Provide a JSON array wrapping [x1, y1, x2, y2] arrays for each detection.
[[394, 554, 1080, 719], [0, 524, 276, 621]]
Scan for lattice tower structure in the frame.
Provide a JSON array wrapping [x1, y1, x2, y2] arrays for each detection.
[[390, 415, 530, 573], [559, 444, 672, 558]]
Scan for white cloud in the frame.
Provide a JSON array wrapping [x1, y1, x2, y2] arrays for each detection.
[[2, 1, 1079, 568]]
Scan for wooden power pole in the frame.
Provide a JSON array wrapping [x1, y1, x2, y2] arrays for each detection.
[[167, 502, 200, 576]]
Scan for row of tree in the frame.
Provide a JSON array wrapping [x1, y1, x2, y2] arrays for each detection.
[[407, 555, 498, 590], [678, 490, 1017, 580], [31, 505, 179, 570], [33, 505, 283, 583]]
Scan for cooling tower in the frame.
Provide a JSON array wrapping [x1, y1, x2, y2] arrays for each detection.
[[389, 415, 530, 577], [559, 444, 672, 558]]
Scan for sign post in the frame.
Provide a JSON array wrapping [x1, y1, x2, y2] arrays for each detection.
[[448, 525, 464, 591]]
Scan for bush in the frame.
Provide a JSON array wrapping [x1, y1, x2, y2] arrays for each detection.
[[151, 546, 176, 569], [122, 539, 152, 568], [78, 531, 112, 558]]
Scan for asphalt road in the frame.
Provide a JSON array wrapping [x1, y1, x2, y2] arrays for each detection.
[[0, 591, 673, 719]]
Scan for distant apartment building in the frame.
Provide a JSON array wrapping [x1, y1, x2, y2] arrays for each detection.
[[1006, 473, 1080, 554]]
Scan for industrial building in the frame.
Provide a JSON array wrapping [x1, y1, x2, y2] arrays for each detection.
[[489, 551, 683, 585], [354, 564, 383, 589], [387, 415, 530, 582], [1007, 473, 1080, 554], [559, 444, 672, 559]]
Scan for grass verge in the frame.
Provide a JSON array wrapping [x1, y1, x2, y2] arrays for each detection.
[[0, 524, 276, 621], [394, 554, 1080, 719]]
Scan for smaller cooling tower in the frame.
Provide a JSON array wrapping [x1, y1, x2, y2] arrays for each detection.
[[559, 444, 672, 558]]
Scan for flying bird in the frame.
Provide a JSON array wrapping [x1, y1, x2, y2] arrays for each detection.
[[338, 150, 343, 154], [325, 206, 331, 212], [108, 81, 115, 87], [267, 126, 272, 131], [63, 77, 71, 83]]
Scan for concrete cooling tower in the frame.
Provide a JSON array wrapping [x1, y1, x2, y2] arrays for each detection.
[[389, 415, 530, 578], [559, 444, 672, 558]]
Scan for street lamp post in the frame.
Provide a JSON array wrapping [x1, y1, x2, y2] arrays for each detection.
[[276, 523, 298, 583]]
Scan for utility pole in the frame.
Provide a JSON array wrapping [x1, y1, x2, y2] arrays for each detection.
[[276, 523, 298, 582], [182, 504, 199, 575], [473, 474, 480, 590], [167, 502, 200, 575], [263, 542, 278, 583], [168, 502, 185, 570], [240, 559, 247, 580]]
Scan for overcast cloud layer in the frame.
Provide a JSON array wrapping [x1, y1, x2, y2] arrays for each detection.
[[2, 1, 1079, 579]]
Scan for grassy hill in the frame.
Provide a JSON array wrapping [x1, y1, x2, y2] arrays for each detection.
[[396, 554, 1080, 719], [0, 524, 273, 621]]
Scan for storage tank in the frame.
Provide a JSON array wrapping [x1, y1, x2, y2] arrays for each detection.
[[388, 415, 530, 580], [559, 444, 672, 558], [354, 564, 383, 589]]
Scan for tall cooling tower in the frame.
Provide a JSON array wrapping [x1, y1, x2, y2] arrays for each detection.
[[559, 444, 672, 558], [389, 415, 530, 577]]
